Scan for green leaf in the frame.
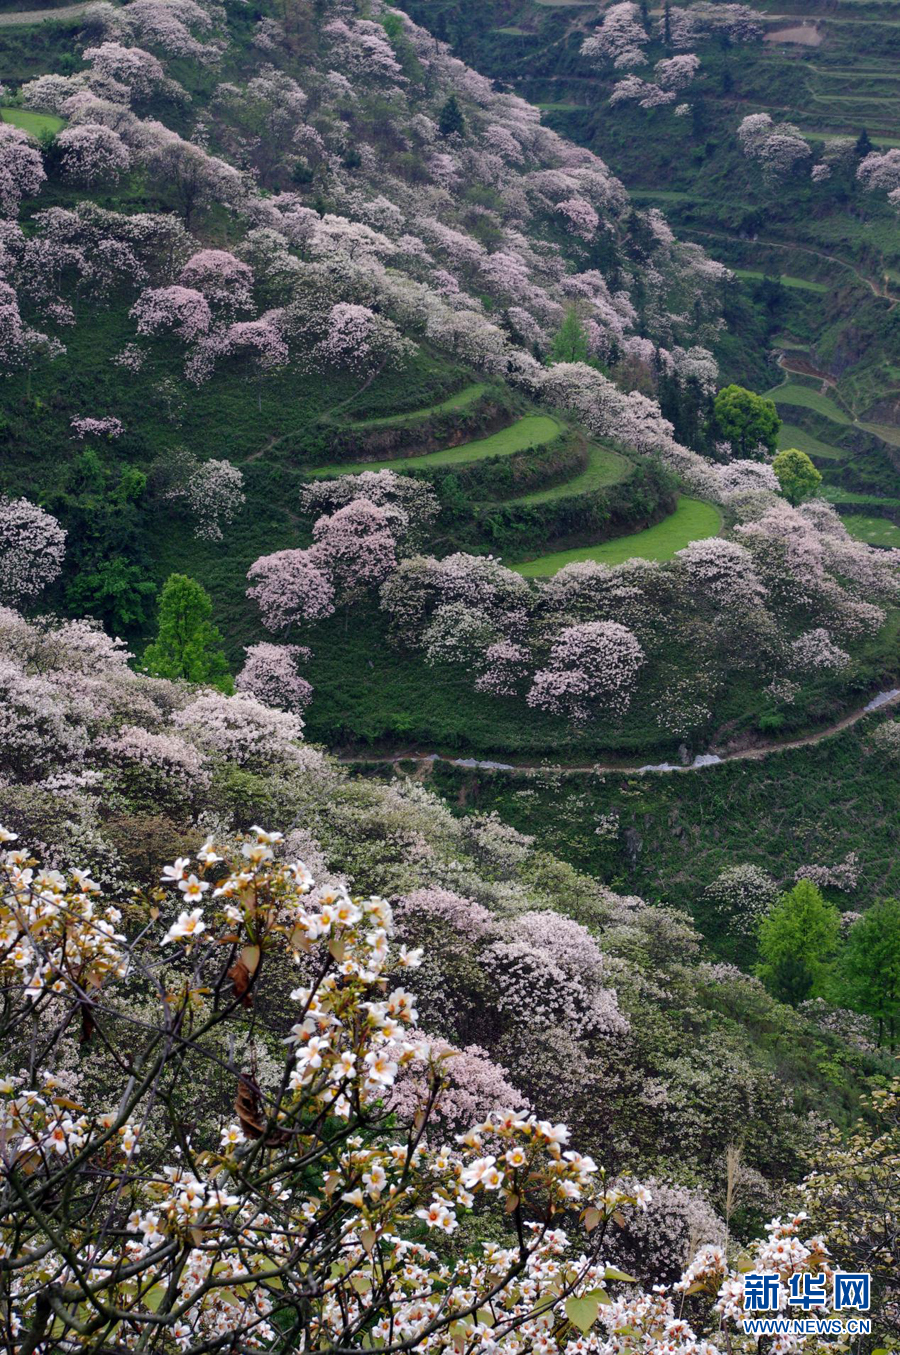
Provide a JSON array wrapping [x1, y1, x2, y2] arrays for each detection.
[[566, 1296, 600, 1333], [603, 1269, 636, 1283]]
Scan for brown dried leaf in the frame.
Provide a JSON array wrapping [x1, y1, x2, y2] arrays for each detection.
[[235, 1074, 289, 1146], [228, 959, 253, 1008]]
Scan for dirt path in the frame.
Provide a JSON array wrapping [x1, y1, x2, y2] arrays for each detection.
[[692, 228, 899, 306], [336, 688, 900, 778], [0, 2, 90, 23]]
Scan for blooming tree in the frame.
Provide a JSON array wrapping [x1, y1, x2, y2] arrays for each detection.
[[738, 113, 811, 178], [582, 3, 650, 69], [247, 548, 336, 631], [0, 826, 852, 1353], [131, 284, 212, 341], [179, 248, 255, 314], [235, 641, 313, 712], [312, 498, 399, 597], [0, 123, 45, 218], [56, 123, 132, 186], [528, 621, 645, 722], [0, 495, 66, 604]]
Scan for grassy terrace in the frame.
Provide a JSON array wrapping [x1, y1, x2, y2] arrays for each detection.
[[732, 269, 829, 293], [766, 382, 853, 424], [1, 105, 64, 133], [777, 423, 847, 460], [337, 382, 489, 429], [514, 496, 722, 575], [504, 442, 631, 503], [307, 413, 562, 476], [843, 514, 900, 547]]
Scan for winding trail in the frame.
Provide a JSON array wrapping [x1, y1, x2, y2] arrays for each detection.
[[0, 2, 91, 22], [336, 688, 900, 777], [686, 227, 899, 306]]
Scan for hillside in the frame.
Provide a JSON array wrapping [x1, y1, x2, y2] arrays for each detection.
[[396, 0, 900, 544], [0, 0, 897, 762], [0, 0, 899, 1345]]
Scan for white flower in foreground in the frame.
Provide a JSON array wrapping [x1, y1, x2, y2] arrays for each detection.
[[177, 874, 209, 901], [162, 909, 207, 944]]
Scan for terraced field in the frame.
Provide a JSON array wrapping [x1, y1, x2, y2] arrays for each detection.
[[505, 443, 631, 503], [733, 270, 828, 294], [843, 514, 900, 547], [308, 413, 562, 476], [777, 423, 846, 461], [1, 106, 63, 134], [337, 382, 489, 429], [766, 382, 853, 424], [514, 497, 722, 575]]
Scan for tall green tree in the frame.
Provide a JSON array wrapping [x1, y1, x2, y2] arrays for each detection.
[[840, 899, 900, 1050], [712, 384, 780, 459], [855, 127, 873, 159], [756, 879, 841, 1005], [772, 447, 822, 505], [438, 94, 465, 138], [549, 307, 590, 365], [143, 573, 233, 692]]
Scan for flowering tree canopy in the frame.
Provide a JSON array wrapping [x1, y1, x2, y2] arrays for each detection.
[[0, 827, 864, 1353], [0, 496, 66, 604]]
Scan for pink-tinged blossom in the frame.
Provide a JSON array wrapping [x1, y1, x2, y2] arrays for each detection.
[[300, 471, 438, 549], [312, 499, 398, 594], [674, 537, 766, 609], [655, 54, 700, 90], [0, 124, 45, 218], [130, 285, 211, 341], [857, 148, 900, 196], [794, 851, 860, 892], [142, 136, 245, 225], [221, 315, 288, 369], [99, 724, 209, 794], [0, 496, 66, 605], [170, 691, 311, 770], [178, 249, 254, 314], [610, 76, 677, 108], [70, 416, 124, 439], [322, 18, 405, 82], [247, 549, 335, 632], [474, 640, 531, 696], [482, 933, 626, 1038], [663, 3, 763, 47], [235, 642, 313, 713], [581, 3, 650, 69], [20, 73, 88, 115], [82, 42, 173, 100], [528, 620, 645, 722], [394, 887, 495, 942], [390, 1041, 531, 1133], [309, 303, 415, 377], [117, 0, 220, 62], [57, 124, 132, 186], [790, 627, 850, 672], [555, 197, 599, 241], [738, 113, 811, 178]]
